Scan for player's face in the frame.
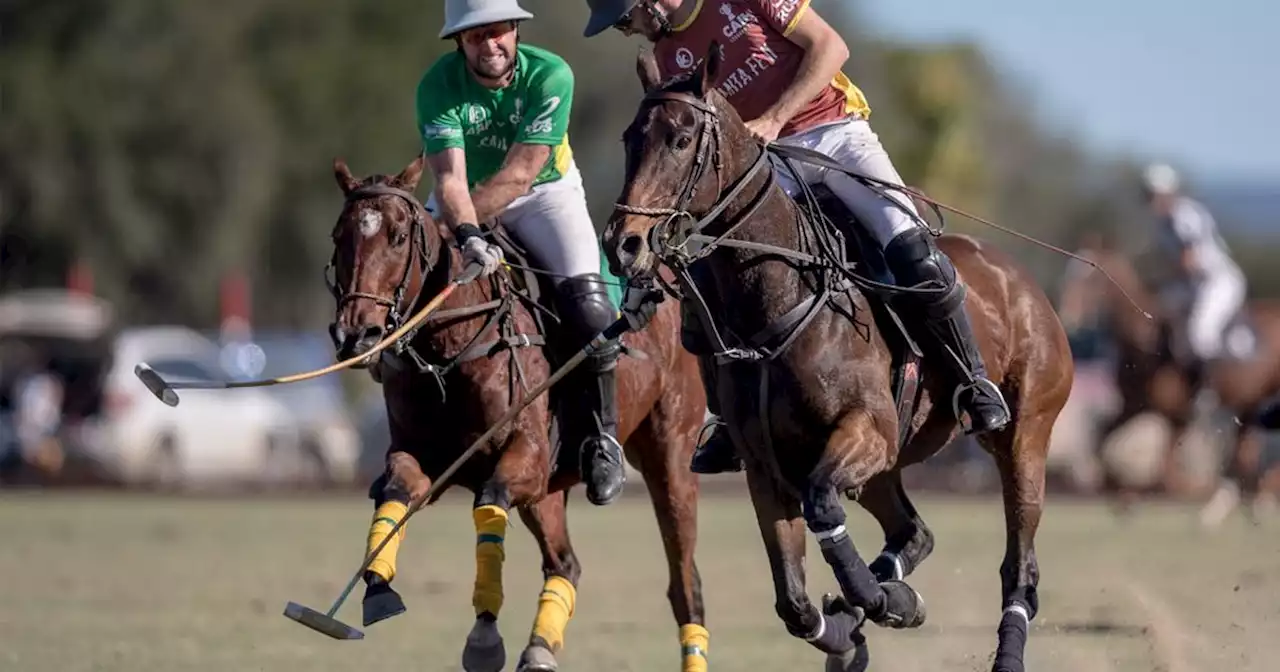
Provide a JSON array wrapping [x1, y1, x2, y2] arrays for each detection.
[[459, 22, 518, 81]]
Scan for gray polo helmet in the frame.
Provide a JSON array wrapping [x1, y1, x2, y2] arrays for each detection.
[[583, 0, 640, 37], [440, 0, 535, 39]]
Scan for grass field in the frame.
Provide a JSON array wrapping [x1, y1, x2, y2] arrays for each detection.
[[1, 486, 1276, 672]]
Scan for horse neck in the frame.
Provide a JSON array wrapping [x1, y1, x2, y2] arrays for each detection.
[[409, 232, 496, 355], [698, 126, 809, 330]]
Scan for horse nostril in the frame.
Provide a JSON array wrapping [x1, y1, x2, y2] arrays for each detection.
[[619, 233, 643, 264], [357, 324, 384, 346]]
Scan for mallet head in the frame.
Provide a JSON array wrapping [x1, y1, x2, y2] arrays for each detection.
[[283, 602, 365, 640], [134, 363, 180, 407]]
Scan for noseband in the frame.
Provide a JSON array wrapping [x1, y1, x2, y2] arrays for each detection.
[[326, 183, 435, 331], [613, 89, 773, 267]]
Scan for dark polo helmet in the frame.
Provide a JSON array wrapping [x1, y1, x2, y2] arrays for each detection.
[[583, 0, 641, 37]]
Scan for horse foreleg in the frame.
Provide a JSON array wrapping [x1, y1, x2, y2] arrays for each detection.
[[858, 471, 935, 582], [744, 466, 866, 670], [463, 437, 547, 672], [361, 450, 430, 627], [630, 418, 708, 672], [514, 491, 580, 672], [979, 411, 1050, 672]]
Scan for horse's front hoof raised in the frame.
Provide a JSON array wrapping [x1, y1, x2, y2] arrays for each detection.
[[515, 643, 558, 672], [361, 574, 406, 627], [869, 580, 926, 629], [462, 616, 506, 672]]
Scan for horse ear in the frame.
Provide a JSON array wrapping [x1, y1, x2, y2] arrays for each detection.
[[696, 41, 722, 97], [391, 154, 425, 191], [636, 47, 662, 93], [334, 157, 359, 194]]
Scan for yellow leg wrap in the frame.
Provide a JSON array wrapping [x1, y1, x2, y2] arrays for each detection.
[[365, 501, 408, 582], [472, 505, 508, 617], [530, 576, 577, 652], [679, 624, 710, 672]]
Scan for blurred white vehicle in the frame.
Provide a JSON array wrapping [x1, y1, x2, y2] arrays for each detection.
[[246, 331, 362, 486], [85, 326, 301, 488]]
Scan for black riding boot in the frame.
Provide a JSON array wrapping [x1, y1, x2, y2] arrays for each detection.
[[689, 354, 745, 474], [678, 292, 744, 474], [558, 273, 627, 506], [884, 228, 1011, 434]]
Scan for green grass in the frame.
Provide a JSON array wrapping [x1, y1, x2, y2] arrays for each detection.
[[1, 488, 1276, 671]]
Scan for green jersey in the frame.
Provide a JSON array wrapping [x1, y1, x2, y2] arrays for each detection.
[[417, 44, 575, 189]]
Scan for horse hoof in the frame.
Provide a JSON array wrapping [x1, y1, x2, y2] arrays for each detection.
[[824, 632, 869, 672], [515, 644, 558, 672], [872, 580, 926, 629], [462, 617, 506, 672], [361, 575, 406, 627]]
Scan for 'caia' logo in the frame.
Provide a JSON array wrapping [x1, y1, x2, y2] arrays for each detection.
[[719, 2, 756, 42], [675, 47, 695, 69]]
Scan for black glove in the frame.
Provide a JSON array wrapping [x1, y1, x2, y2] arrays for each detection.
[[621, 279, 665, 331]]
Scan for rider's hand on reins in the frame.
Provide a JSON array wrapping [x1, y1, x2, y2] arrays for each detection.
[[621, 279, 665, 331], [455, 223, 505, 277]]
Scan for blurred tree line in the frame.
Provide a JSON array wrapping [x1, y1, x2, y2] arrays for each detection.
[[3, 0, 1277, 330]]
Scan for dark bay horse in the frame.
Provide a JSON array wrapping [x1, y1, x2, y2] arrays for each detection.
[[328, 156, 710, 672], [1059, 240, 1280, 523], [603, 47, 1073, 672]]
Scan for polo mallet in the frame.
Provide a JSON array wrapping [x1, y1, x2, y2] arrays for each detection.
[[134, 263, 485, 407], [283, 316, 632, 640]]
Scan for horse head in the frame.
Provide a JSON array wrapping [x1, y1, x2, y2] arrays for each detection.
[[326, 155, 444, 362], [603, 42, 760, 279]]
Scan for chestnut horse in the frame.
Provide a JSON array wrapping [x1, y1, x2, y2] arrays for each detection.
[[603, 48, 1072, 672], [327, 156, 709, 672], [1058, 240, 1280, 523]]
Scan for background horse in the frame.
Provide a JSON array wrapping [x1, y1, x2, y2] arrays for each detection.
[[328, 155, 710, 672], [1058, 239, 1280, 523], [603, 47, 1072, 672]]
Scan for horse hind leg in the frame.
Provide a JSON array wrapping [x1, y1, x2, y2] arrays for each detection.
[[514, 491, 581, 672], [628, 415, 709, 672], [857, 471, 935, 582], [977, 409, 1052, 672]]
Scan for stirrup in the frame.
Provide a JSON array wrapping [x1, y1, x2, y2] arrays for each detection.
[[694, 416, 726, 447], [951, 377, 1008, 432]]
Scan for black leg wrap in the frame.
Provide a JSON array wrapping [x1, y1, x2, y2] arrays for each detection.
[[992, 607, 1030, 672], [818, 533, 886, 614], [799, 604, 866, 656], [869, 521, 935, 582]]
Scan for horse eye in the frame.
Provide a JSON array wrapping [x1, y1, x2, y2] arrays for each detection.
[[674, 134, 693, 151], [391, 230, 408, 246]]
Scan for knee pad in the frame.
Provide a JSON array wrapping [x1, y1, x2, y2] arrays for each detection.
[[884, 229, 964, 319], [557, 273, 618, 341]]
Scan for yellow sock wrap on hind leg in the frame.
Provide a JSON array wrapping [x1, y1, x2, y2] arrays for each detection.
[[531, 576, 577, 652], [365, 501, 408, 582], [679, 623, 710, 672], [472, 505, 508, 617]]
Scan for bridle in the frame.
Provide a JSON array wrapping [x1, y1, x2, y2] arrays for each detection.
[[613, 89, 779, 269], [325, 183, 437, 333]]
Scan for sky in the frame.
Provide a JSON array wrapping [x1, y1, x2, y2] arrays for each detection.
[[858, 0, 1280, 185]]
